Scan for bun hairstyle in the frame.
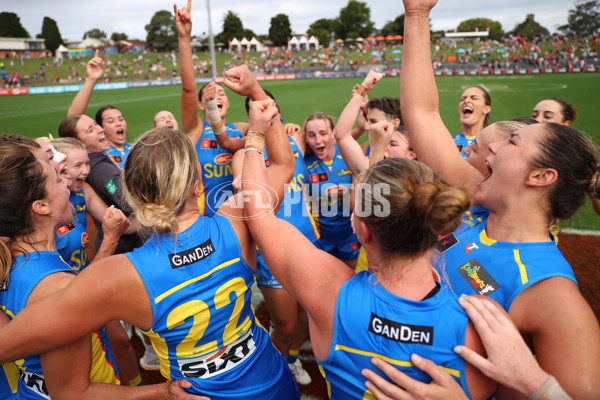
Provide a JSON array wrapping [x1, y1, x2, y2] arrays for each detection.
[[533, 123, 599, 220], [123, 128, 199, 235], [357, 158, 470, 257], [0, 144, 47, 284]]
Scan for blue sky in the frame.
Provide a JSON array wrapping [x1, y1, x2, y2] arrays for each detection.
[[5, 0, 572, 42]]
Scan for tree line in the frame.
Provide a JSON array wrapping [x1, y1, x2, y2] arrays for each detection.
[[1, 0, 598, 54]]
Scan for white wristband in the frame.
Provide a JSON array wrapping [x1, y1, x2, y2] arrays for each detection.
[[528, 375, 572, 400], [206, 99, 226, 134]]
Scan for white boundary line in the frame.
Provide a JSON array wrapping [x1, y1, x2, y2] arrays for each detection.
[[479, 83, 490, 93], [561, 228, 600, 237]]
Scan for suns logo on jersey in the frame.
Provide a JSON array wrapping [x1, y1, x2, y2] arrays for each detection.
[[214, 153, 232, 165], [81, 232, 90, 247]]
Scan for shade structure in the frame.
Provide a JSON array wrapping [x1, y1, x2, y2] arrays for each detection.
[[385, 35, 395, 41], [366, 36, 376, 41], [394, 34, 403, 40], [335, 38, 344, 43], [356, 37, 365, 42], [375, 35, 385, 41]]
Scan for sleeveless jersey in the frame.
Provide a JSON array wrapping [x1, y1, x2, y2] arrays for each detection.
[[452, 133, 475, 158], [56, 190, 90, 271], [317, 271, 471, 399], [195, 121, 242, 216], [0, 252, 119, 399], [437, 219, 576, 311], [106, 143, 133, 170], [126, 215, 298, 400], [305, 145, 355, 241]]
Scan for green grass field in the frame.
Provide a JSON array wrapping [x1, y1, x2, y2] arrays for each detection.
[[1, 72, 599, 230]]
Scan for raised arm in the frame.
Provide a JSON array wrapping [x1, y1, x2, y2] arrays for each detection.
[[202, 82, 246, 152], [175, 0, 203, 144], [334, 70, 382, 176], [368, 121, 394, 167], [241, 100, 354, 360], [83, 182, 138, 235], [401, 0, 482, 194], [93, 206, 130, 261], [67, 50, 105, 116]]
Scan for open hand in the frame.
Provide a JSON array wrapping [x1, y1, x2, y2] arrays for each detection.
[[362, 355, 468, 400], [161, 379, 211, 400]]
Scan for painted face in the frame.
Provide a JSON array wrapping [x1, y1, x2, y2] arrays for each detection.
[[101, 108, 127, 147], [384, 132, 415, 160], [473, 124, 545, 210], [75, 115, 110, 153], [64, 148, 90, 192], [458, 87, 490, 131], [463, 123, 507, 176], [305, 118, 334, 161], [40, 161, 72, 228], [531, 99, 567, 125], [154, 111, 179, 131]]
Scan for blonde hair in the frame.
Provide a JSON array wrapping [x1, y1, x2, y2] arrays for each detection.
[[303, 112, 335, 133], [51, 137, 86, 153], [492, 120, 527, 139], [357, 158, 470, 257], [123, 128, 199, 235]]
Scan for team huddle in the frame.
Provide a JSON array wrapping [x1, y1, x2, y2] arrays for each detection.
[[0, 0, 598, 400]]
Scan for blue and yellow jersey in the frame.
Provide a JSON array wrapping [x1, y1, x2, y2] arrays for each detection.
[[56, 190, 90, 271], [195, 121, 243, 217], [452, 133, 476, 158], [0, 362, 19, 399], [0, 252, 119, 399], [126, 215, 297, 399], [265, 136, 318, 242], [106, 143, 133, 170], [437, 219, 576, 312], [305, 145, 354, 240], [317, 271, 470, 399]]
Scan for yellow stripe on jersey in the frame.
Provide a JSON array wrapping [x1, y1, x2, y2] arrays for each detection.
[[479, 228, 496, 246], [317, 365, 332, 399], [513, 249, 529, 285], [154, 258, 241, 303], [463, 209, 483, 225], [0, 306, 14, 319], [2, 362, 19, 393], [197, 178, 207, 216], [334, 344, 460, 378], [90, 330, 120, 384], [306, 160, 319, 170]]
